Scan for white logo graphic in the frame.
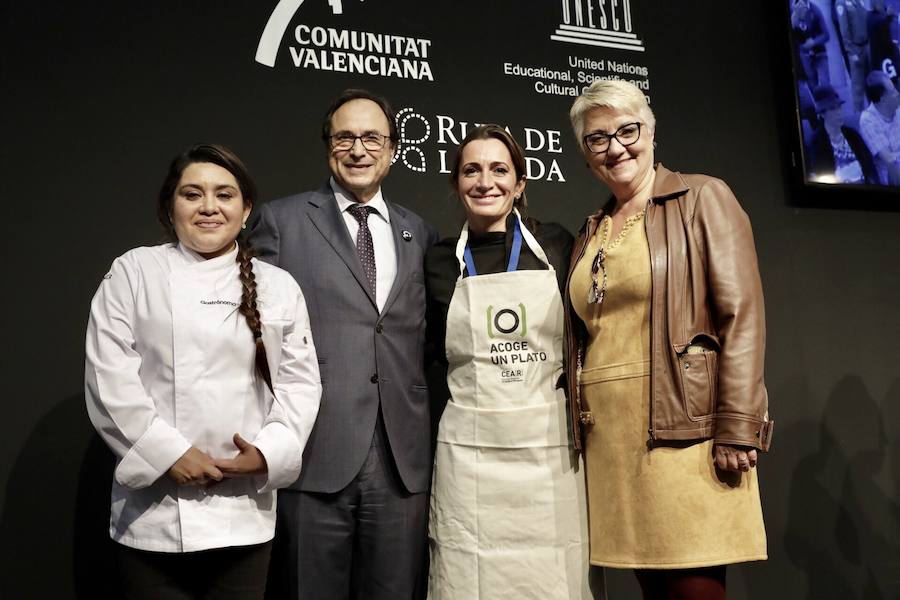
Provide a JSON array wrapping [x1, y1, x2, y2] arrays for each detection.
[[391, 109, 567, 182], [255, 0, 434, 81], [393, 108, 431, 173], [551, 0, 644, 52], [257, 0, 316, 67], [257, 0, 350, 67]]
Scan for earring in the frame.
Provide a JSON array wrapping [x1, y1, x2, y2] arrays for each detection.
[[241, 222, 247, 230]]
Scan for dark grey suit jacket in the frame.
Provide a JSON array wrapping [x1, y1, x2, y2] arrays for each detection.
[[249, 184, 438, 494]]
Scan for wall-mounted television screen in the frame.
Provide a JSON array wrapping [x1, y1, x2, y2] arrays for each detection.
[[787, 0, 900, 189]]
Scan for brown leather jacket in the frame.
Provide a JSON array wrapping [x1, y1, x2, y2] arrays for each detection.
[[564, 164, 774, 452]]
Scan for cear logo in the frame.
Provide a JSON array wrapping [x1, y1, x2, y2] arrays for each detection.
[[486, 304, 527, 338], [256, 0, 348, 67], [551, 0, 645, 52]]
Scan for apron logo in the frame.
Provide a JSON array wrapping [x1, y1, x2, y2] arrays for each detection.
[[486, 304, 527, 338]]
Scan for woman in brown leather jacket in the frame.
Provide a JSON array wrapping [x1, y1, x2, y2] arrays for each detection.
[[564, 79, 773, 599]]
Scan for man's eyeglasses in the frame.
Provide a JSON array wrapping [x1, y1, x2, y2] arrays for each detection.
[[329, 133, 390, 152], [582, 122, 642, 154]]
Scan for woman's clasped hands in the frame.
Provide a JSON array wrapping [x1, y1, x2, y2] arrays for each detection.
[[167, 433, 268, 486]]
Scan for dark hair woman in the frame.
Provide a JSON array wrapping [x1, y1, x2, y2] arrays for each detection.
[[425, 125, 597, 598], [85, 143, 321, 600], [565, 79, 773, 599]]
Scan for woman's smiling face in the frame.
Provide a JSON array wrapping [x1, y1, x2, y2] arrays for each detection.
[[581, 106, 655, 196], [456, 138, 526, 234], [171, 162, 250, 259]]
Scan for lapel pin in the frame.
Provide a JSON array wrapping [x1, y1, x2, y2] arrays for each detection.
[[401, 230, 413, 241]]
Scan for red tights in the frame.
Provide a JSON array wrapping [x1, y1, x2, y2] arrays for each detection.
[[633, 566, 726, 600]]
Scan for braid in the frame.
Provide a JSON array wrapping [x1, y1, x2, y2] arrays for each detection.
[[237, 240, 274, 394]]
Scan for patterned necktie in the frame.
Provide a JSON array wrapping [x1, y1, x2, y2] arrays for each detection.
[[347, 204, 377, 296]]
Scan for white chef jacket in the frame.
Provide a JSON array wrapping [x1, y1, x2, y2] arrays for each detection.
[[85, 243, 321, 553]]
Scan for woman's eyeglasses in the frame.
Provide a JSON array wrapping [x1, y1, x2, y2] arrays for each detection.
[[582, 122, 642, 154]]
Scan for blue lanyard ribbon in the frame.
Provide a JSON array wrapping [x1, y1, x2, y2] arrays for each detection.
[[463, 217, 523, 276]]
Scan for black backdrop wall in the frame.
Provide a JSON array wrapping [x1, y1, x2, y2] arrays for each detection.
[[2, 1, 899, 598]]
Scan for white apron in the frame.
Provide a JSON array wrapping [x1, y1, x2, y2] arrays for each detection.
[[428, 212, 593, 600]]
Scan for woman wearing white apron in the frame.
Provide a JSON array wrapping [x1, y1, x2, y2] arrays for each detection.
[[84, 144, 321, 599], [425, 125, 599, 599]]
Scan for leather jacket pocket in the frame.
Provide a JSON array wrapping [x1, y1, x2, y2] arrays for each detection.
[[677, 338, 718, 421]]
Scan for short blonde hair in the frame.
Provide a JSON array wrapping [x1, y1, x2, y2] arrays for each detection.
[[569, 79, 656, 142]]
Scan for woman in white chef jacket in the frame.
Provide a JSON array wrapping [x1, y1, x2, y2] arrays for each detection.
[[84, 143, 321, 600], [424, 125, 600, 599]]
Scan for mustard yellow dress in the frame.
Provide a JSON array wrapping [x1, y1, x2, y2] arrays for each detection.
[[569, 211, 767, 569]]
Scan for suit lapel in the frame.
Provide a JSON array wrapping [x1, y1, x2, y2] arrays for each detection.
[[381, 201, 413, 316], [306, 186, 378, 309]]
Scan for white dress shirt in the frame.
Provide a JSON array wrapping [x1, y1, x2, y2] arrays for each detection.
[[85, 243, 321, 552], [330, 177, 397, 311]]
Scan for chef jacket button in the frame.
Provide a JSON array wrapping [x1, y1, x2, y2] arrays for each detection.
[[375, 324, 384, 334], [370, 374, 379, 383]]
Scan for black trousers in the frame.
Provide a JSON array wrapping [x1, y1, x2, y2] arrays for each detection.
[[117, 541, 272, 600], [269, 415, 428, 600]]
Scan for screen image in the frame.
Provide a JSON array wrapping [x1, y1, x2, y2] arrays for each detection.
[[787, 0, 900, 188]]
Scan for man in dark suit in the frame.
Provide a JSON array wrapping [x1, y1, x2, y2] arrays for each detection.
[[249, 89, 437, 600]]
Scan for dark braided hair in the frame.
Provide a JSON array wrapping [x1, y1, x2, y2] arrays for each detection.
[[158, 143, 273, 393], [237, 240, 274, 394]]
